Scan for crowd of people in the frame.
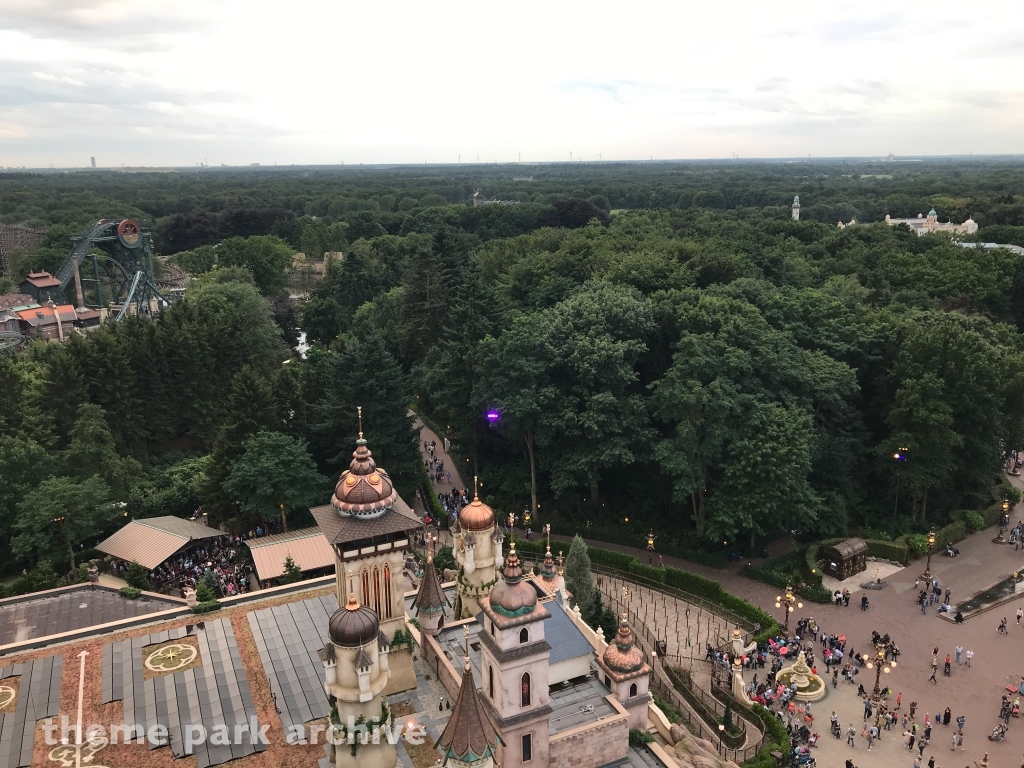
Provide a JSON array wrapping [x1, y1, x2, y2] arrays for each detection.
[[109, 535, 257, 597]]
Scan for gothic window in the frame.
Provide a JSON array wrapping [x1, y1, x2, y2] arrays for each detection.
[[488, 666, 494, 699], [519, 627, 529, 644], [521, 673, 531, 707], [383, 563, 393, 618], [361, 568, 370, 607], [372, 565, 382, 616], [629, 683, 638, 698], [521, 733, 532, 762]]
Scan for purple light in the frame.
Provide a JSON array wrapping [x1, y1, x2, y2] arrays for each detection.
[[486, 410, 501, 423]]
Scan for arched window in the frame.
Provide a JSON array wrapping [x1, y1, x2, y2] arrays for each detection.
[[488, 666, 494, 699], [383, 563, 393, 618], [629, 683, 638, 698], [372, 565, 382, 616], [490, 621, 495, 637], [519, 627, 529, 644], [361, 568, 370, 607], [521, 673, 531, 707]]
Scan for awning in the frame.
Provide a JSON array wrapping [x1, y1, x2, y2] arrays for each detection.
[[246, 527, 335, 582], [96, 516, 225, 570]]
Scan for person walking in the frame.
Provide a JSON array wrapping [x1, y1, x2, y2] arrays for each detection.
[[1000, 616, 1010, 634], [956, 714, 965, 731], [910, 699, 918, 719], [965, 649, 974, 667], [847, 724, 856, 747], [928, 665, 938, 684], [1017, 607, 1023, 625], [955, 644, 963, 664]]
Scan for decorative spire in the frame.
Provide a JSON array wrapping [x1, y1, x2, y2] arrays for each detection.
[[557, 550, 564, 576], [435, 630, 501, 764], [473, 474, 479, 500], [357, 406, 363, 440], [463, 625, 471, 671], [346, 569, 360, 610], [412, 539, 449, 616]]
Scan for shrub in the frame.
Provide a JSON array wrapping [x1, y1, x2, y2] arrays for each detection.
[[195, 581, 217, 603], [190, 600, 221, 614], [629, 729, 655, 747], [906, 534, 928, 555], [279, 555, 303, 584], [587, 547, 638, 571], [124, 561, 152, 591], [433, 545, 456, 573], [864, 539, 908, 564], [119, 586, 141, 599], [965, 511, 985, 531], [628, 561, 667, 584], [934, 521, 967, 549]]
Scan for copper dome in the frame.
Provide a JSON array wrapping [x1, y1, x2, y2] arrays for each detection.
[[489, 544, 537, 618], [329, 592, 380, 648], [332, 437, 397, 516], [459, 494, 495, 532], [602, 619, 645, 675]]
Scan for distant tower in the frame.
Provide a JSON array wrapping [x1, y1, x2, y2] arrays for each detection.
[[472, 189, 486, 207], [453, 480, 500, 619], [90, 157, 96, 168], [791, 195, 801, 221]]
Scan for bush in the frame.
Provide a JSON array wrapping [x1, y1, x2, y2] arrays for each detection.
[[124, 561, 152, 591], [934, 521, 967, 549], [195, 581, 217, 603], [119, 586, 141, 599], [965, 511, 986, 531], [864, 539, 908, 564], [906, 534, 928, 555], [628, 561, 667, 584], [587, 547, 638, 571], [629, 729, 655, 747], [190, 600, 221, 614], [433, 545, 457, 573]]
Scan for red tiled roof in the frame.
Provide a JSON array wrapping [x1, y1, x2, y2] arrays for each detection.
[[0, 294, 34, 310]]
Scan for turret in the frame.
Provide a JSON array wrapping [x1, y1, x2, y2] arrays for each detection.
[[435, 627, 502, 768]]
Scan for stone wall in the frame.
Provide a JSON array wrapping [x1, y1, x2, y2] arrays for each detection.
[[548, 712, 628, 768], [421, 632, 461, 697]]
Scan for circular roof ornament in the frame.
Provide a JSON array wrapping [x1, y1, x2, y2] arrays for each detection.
[[117, 219, 142, 248], [0, 685, 15, 710], [144, 643, 198, 673]]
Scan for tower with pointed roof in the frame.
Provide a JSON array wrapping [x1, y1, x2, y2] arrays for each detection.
[[436, 626, 502, 768], [319, 573, 396, 768], [311, 408, 421, 691], [453, 477, 503, 619], [477, 542, 552, 768], [595, 590, 652, 730], [791, 195, 800, 221], [412, 535, 450, 637]]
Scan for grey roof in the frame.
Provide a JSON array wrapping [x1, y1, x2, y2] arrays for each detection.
[[309, 495, 420, 547], [317, 642, 336, 664], [354, 647, 373, 670], [544, 596, 595, 665], [134, 515, 226, 540]]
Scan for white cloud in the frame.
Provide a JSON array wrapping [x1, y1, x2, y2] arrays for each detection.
[[0, 0, 1022, 166]]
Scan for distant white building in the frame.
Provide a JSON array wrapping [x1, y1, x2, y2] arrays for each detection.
[[882, 209, 978, 236], [791, 195, 800, 221]]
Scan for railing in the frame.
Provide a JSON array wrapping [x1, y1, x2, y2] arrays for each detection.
[[598, 582, 766, 763]]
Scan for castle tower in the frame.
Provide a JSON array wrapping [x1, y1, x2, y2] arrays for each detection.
[[411, 537, 449, 637], [478, 543, 552, 768], [435, 626, 502, 768], [791, 195, 800, 221], [454, 480, 499, 619], [319, 581, 396, 768], [595, 593, 652, 731], [311, 409, 421, 691]]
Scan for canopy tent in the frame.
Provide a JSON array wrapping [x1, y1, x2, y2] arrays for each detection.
[[245, 527, 335, 582], [96, 516, 225, 570]]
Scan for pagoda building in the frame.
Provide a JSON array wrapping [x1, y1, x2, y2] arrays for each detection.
[[311, 410, 420, 692], [453, 480, 503, 619]]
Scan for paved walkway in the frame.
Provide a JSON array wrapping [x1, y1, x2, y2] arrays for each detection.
[[413, 415, 464, 549]]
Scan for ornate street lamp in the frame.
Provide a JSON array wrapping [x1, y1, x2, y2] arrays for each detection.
[[865, 641, 896, 702], [920, 530, 937, 581], [994, 500, 1010, 544], [774, 585, 802, 638]]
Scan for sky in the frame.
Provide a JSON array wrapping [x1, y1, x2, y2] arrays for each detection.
[[1, 0, 1023, 168]]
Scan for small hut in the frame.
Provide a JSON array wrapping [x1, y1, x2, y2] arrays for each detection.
[[821, 538, 868, 580]]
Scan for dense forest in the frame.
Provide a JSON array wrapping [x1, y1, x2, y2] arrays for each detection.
[[3, 160, 1024, 581]]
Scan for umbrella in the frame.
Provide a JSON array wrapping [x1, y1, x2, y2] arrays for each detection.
[[779, 647, 789, 656]]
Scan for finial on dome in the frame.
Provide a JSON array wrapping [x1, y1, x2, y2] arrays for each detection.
[[473, 475, 479, 500], [557, 550, 564, 575], [357, 406, 363, 440], [621, 586, 629, 621], [463, 625, 471, 671], [544, 523, 551, 554], [346, 569, 360, 610]]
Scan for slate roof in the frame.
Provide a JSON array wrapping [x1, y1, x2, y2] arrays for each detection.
[[245, 527, 334, 581], [435, 662, 500, 763], [309, 495, 420, 547], [544, 595, 596, 666], [411, 558, 449, 615], [96, 516, 225, 569]]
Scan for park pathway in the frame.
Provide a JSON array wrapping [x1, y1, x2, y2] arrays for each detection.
[[411, 415, 463, 549]]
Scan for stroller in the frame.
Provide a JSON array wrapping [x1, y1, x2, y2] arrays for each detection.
[[830, 720, 842, 739], [989, 723, 1007, 741]]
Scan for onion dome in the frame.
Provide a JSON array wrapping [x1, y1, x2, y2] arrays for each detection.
[[459, 492, 495, 532], [540, 545, 557, 581], [488, 543, 537, 618], [329, 592, 380, 648], [435, 660, 500, 764], [332, 435, 397, 517], [928, 209, 937, 217], [602, 617, 645, 675]]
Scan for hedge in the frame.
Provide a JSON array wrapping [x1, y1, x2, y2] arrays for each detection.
[[628, 561, 667, 584], [934, 520, 967, 550], [864, 539, 908, 564], [742, 703, 791, 768], [587, 547, 640, 572], [119, 586, 141, 599], [190, 600, 221, 614], [420, 464, 449, 528]]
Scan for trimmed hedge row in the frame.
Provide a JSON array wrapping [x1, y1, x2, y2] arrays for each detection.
[[864, 539, 908, 564], [119, 586, 141, 599], [190, 600, 221, 614]]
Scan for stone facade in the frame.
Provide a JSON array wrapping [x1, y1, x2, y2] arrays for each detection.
[[454, 525, 501, 619], [548, 706, 629, 768]]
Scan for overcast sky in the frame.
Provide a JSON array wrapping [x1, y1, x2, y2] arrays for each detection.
[[1, 0, 1022, 168]]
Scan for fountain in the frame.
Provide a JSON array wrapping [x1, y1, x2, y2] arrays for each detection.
[[776, 650, 826, 701]]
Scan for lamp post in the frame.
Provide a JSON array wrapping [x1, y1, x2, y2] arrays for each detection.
[[920, 530, 937, 581], [994, 500, 1010, 544], [774, 585, 802, 638], [865, 641, 896, 702], [647, 531, 656, 565]]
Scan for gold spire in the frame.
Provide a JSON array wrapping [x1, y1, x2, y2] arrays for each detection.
[[621, 586, 629, 621], [473, 475, 479, 500], [357, 406, 363, 440], [345, 569, 360, 610], [544, 523, 552, 554], [463, 625, 471, 671], [557, 550, 564, 576]]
